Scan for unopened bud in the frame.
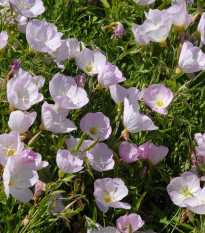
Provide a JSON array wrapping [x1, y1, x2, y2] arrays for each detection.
[[121, 128, 129, 141]]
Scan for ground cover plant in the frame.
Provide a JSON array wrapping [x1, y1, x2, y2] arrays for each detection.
[[0, 0, 205, 232]]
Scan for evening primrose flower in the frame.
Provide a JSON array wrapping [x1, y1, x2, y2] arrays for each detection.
[[165, 3, 193, 30], [10, 0, 45, 18], [133, 0, 155, 6], [85, 143, 114, 172], [116, 214, 144, 233], [97, 61, 126, 89], [132, 24, 150, 46], [75, 48, 106, 76], [123, 98, 158, 136], [26, 19, 63, 53], [74, 74, 86, 88], [56, 149, 84, 173], [49, 74, 89, 109], [3, 156, 39, 202], [16, 15, 28, 33], [94, 178, 131, 213], [194, 133, 205, 157], [178, 41, 205, 73], [8, 110, 37, 134], [119, 142, 139, 163], [0, 31, 8, 50], [167, 171, 201, 207], [197, 13, 205, 45], [143, 84, 173, 115], [111, 22, 125, 39], [7, 73, 44, 110], [41, 102, 77, 134], [0, 131, 24, 166], [80, 112, 112, 141]]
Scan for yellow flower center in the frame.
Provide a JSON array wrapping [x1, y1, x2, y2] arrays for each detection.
[[103, 191, 115, 202], [2, 144, 16, 157], [155, 100, 164, 107], [86, 65, 93, 73], [89, 127, 97, 135], [182, 188, 192, 198]]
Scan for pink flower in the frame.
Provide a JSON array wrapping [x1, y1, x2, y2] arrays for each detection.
[[132, 24, 150, 46], [197, 13, 205, 45], [41, 102, 77, 134], [119, 142, 139, 163], [85, 143, 114, 172], [10, 0, 45, 18], [167, 171, 201, 207], [56, 149, 84, 173], [94, 178, 131, 213], [116, 214, 144, 233], [194, 133, 205, 157], [75, 48, 106, 76], [111, 22, 125, 39], [49, 74, 89, 109], [138, 141, 169, 165], [178, 41, 205, 73], [80, 112, 112, 141], [97, 61, 125, 88], [0, 131, 24, 166], [26, 19, 63, 53], [0, 31, 8, 50], [74, 74, 86, 88], [16, 15, 28, 33], [143, 84, 173, 115], [8, 110, 37, 134]]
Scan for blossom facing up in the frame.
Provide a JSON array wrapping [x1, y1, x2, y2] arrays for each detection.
[[7, 71, 44, 110], [10, 0, 45, 18], [132, 24, 150, 46], [26, 19, 63, 53], [80, 112, 112, 141], [178, 41, 205, 73], [167, 171, 201, 207], [94, 178, 131, 213], [111, 22, 125, 39], [8, 110, 37, 134], [3, 156, 39, 202], [0, 131, 24, 166], [116, 213, 144, 233], [165, 3, 193, 30], [49, 74, 89, 109], [85, 143, 114, 172], [56, 149, 84, 173], [0, 31, 8, 50], [97, 61, 125, 89], [197, 13, 205, 45], [75, 48, 106, 76], [123, 98, 158, 135], [194, 133, 205, 157], [119, 142, 139, 163], [41, 102, 77, 134], [138, 141, 169, 165], [143, 84, 173, 115], [133, 0, 155, 6]]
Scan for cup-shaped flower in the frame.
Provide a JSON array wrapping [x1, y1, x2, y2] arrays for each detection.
[[49, 74, 89, 109], [143, 84, 173, 115], [3, 156, 39, 202], [165, 3, 193, 30], [75, 48, 106, 76], [16, 15, 28, 33], [111, 22, 125, 39], [66, 136, 93, 160], [56, 149, 84, 173], [97, 61, 126, 89], [74, 74, 86, 88], [184, 187, 205, 214], [123, 98, 158, 134], [133, 0, 155, 6], [138, 141, 169, 165], [197, 13, 205, 45], [119, 142, 139, 163], [80, 112, 112, 141], [26, 19, 63, 53], [0, 31, 8, 50], [41, 102, 77, 134], [194, 133, 205, 157], [8, 110, 37, 134], [167, 171, 201, 207], [132, 24, 150, 46], [0, 131, 24, 166], [10, 0, 45, 18], [7, 73, 44, 110], [85, 143, 114, 172], [116, 213, 144, 233], [178, 41, 205, 73], [94, 178, 131, 213]]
